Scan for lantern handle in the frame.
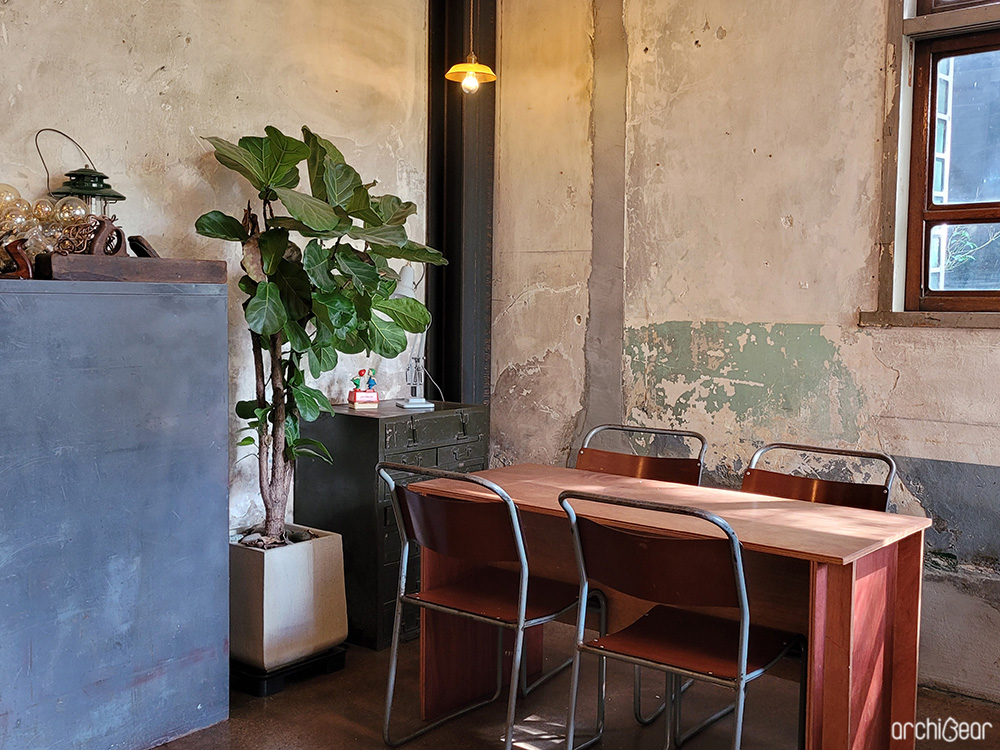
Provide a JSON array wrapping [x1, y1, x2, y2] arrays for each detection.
[[34, 129, 98, 198]]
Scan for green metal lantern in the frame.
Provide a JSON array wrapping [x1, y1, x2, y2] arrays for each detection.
[[51, 167, 125, 217]]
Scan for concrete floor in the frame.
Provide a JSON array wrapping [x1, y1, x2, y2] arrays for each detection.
[[159, 623, 1000, 749]]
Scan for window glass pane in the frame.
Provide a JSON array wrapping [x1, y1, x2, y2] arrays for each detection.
[[935, 116, 948, 153], [932, 48, 1000, 204], [928, 222, 1000, 290]]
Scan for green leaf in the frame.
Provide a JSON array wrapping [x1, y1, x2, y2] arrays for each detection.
[[366, 316, 408, 358], [335, 249, 381, 293], [203, 136, 266, 190], [274, 187, 343, 231], [237, 274, 259, 297], [344, 186, 383, 225], [347, 224, 407, 248], [378, 195, 417, 226], [272, 259, 312, 321], [307, 345, 339, 379], [302, 127, 346, 202], [237, 436, 256, 447], [303, 240, 338, 292], [245, 281, 287, 335], [268, 216, 346, 239], [291, 383, 332, 422], [290, 437, 333, 464], [195, 211, 249, 243], [324, 160, 363, 208], [236, 400, 261, 420], [258, 228, 289, 275], [284, 319, 311, 352], [374, 296, 431, 334], [263, 126, 310, 186], [367, 240, 448, 265], [312, 290, 357, 336], [332, 331, 367, 355]]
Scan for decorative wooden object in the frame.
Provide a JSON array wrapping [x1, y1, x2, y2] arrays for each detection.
[[0, 240, 33, 279], [34, 254, 227, 284]]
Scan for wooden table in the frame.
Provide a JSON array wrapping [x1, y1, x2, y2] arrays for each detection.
[[412, 464, 931, 749]]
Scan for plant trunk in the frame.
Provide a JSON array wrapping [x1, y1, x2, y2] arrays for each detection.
[[263, 331, 290, 539]]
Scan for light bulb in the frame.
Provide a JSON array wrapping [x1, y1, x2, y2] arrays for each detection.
[[461, 71, 480, 94], [54, 196, 89, 226], [33, 198, 56, 225], [0, 184, 20, 211]]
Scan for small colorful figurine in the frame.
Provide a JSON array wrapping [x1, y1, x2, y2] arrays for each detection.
[[348, 368, 379, 409]]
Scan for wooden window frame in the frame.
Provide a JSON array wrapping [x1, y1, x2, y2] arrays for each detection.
[[916, 0, 1000, 16], [905, 28, 1000, 312]]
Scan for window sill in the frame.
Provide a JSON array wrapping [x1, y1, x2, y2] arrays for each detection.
[[859, 309, 1000, 329]]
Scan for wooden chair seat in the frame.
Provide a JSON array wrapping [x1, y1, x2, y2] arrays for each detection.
[[411, 567, 579, 624], [586, 605, 799, 681]]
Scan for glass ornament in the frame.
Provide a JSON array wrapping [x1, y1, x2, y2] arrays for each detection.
[[0, 184, 20, 211], [32, 198, 56, 225], [54, 196, 89, 226], [4, 198, 31, 219]]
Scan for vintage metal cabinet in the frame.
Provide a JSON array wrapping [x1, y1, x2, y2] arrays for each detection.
[[294, 401, 489, 650]]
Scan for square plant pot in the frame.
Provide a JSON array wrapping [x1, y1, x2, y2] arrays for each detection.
[[230, 523, 348, 672]]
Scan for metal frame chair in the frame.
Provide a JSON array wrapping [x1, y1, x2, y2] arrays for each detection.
[[376, 462, 594, 749], [559, 491, 806, 750], [576, 424, 709, 726], [742, 443, 897, 511], [575, 424, 708, 486]]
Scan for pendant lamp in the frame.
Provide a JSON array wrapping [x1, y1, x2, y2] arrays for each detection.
[[445, 0, 496, 94]]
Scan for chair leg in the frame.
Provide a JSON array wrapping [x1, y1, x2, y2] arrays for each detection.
[[566, 592, 607, 750], [503, 626, 527, 750], [384, 605, 505, 747], [634, 666, 666, 725], [731, 682, 747, 750]]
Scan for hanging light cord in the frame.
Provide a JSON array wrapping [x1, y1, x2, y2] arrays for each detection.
[[469, 0, 475, 54], [34, 128, 96, 198]]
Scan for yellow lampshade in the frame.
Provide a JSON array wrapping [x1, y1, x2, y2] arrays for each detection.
[[445, 53, 496, 93]]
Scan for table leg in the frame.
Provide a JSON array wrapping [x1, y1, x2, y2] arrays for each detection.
[[889, 531, 924, 750], [807, 536, 921, 750], [419, 549, 543, 721]]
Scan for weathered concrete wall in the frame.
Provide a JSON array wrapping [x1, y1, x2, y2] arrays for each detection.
[[493, 0, 1000, 701], [0, 0, 429, 529], [492, 0, 594, 466]]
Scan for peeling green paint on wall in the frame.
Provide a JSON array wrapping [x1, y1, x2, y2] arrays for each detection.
[[625, 321, 865, 443]]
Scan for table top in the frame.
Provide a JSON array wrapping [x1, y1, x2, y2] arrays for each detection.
[[411, 463, 931, 566]]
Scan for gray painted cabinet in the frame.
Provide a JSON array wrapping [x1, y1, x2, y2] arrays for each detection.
[[0, 280, 230, 749]]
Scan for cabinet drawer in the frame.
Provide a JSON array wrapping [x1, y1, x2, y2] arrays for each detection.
[[436, 442, 485, 466], [383, 448, 437, 470], [383, 407, 488, 452]]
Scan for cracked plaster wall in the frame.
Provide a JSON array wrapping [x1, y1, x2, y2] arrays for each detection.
[[492, 0, 594, 467], [0, 0, 429, 529], [493, 0, 1000, 701], [622, 0, 1000, 700]]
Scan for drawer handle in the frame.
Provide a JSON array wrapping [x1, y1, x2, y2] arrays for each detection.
[[452, 445, 475, 461], [408, 417, 418, 445]]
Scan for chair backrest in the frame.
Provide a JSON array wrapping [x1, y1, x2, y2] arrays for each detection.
[[558, 491, 746, 613], [376, 462, 526, 565], [741, 443, 896, 512], [575, 424, 708, 486]]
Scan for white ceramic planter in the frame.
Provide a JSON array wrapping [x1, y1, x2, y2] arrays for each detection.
[[229, 523, 348, 672]]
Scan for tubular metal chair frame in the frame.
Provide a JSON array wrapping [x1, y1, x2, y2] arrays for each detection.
[[747, 442, 897, 492], [559, 491, 806, 750], [376, 462, 590, 750], [578, 424, 709, 485], [579, 424, 709, 725]]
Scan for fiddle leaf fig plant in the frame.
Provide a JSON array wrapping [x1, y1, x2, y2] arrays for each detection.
[[196, 125, 446, 544]]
